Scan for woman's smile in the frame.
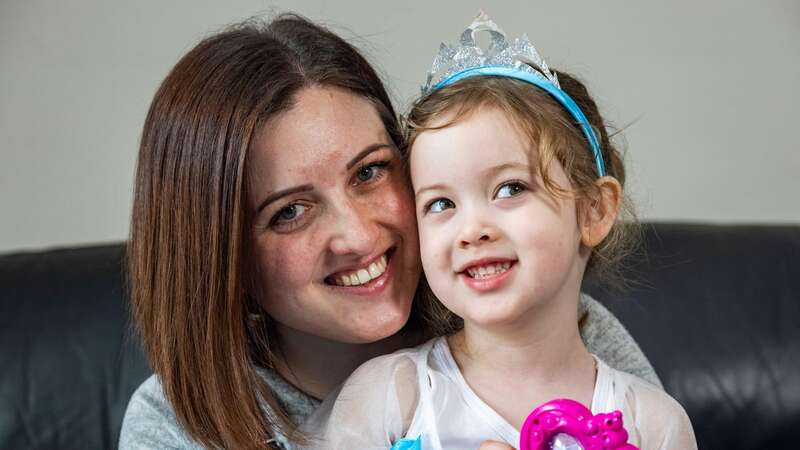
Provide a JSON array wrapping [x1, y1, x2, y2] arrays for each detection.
[[325, 247, 396, 296]]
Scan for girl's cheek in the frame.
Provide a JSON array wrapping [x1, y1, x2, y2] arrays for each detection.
[[419, 228, 448, 273], [522, 220, 575, 274]]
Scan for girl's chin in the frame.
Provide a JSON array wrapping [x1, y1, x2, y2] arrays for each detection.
[[460, 305, 530, 329]]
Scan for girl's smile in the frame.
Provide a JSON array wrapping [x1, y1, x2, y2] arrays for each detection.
[[458, 257, 518, 293]]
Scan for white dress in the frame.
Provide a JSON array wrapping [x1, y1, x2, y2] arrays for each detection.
[[301, 337, 697, 450]]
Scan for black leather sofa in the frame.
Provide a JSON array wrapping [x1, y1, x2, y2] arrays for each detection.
[[1, 223, 798, 449]]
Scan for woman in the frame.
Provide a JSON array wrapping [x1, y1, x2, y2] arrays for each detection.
[[120, 14, 658, 450]]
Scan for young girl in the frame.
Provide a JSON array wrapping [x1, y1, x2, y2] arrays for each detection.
[[300, 14, 696, 450]]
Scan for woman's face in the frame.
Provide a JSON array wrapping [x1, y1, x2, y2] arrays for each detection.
[[247, 86, 420, 344]]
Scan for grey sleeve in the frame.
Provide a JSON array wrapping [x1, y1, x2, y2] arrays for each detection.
[[119, 375, 204, 450], [578, 293, 663, 388]]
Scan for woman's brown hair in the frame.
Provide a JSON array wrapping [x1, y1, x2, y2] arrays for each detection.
[[406, 72, 639, 336], [128, 14, 402, 449]]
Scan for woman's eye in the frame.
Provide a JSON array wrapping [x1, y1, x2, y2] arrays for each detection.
[[495, 182, 526, 199], [270, 203, 308, 226], [426, 198, 456, 214], [353, 162, 389, 185]]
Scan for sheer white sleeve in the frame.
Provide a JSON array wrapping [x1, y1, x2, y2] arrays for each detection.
[[298, 351, 420, 450], [622, 376, 698, 450]]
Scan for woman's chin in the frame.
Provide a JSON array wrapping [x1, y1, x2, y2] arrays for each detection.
[[345, 308, 410, 344]]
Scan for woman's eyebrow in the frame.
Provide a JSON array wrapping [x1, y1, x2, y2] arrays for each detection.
[[345, 143, 394, 170], [256, 184, 313, 215], [255, 143, 392, 214]]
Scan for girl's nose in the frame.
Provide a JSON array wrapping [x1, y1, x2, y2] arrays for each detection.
[[457, 221, 500, 249]]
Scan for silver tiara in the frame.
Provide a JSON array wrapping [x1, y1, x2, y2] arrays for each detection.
[[422, 11, 559, 95]]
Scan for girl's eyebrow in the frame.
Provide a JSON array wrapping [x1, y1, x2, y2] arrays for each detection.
[[256, 184, 313, 215], [414, 162, 529, 199], [483, 162, 529, 177], [415, 183, 448, 199]]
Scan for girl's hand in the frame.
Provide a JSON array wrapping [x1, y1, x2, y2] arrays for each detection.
[[477, 441, 515, 450]]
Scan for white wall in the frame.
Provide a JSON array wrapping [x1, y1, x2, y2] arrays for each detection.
[[2, 0, 798, 253]]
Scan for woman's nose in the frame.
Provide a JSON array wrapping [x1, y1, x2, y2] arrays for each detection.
[[328, 200, 379, 256]]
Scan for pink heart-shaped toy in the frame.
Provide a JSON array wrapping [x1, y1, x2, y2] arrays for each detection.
[[519, 399, 638, 450]]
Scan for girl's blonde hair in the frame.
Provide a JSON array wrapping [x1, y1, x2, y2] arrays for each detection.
[[405, 71, 639, 335]]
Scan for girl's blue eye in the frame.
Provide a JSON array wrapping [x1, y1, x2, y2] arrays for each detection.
[[427, 198, 455, 213], [495, 182, 526, 199]]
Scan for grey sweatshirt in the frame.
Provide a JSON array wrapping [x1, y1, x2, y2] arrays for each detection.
[[119, 294, 660, 449]]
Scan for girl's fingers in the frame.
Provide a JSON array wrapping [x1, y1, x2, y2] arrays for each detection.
[[477, 441, 516, 450]]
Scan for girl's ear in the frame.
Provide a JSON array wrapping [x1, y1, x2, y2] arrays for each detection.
[[580, 176, 622, 247]]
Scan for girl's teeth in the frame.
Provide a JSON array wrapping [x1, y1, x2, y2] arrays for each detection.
[[467, 262, 512, 279], [335, 254, 389, 286]]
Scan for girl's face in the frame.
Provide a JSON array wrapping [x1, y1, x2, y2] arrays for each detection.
[[247, 86, 420, 344], [410, 107, 588, 328]]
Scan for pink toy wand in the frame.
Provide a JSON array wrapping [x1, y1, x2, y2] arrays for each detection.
[[519, 399, 638, 450]]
